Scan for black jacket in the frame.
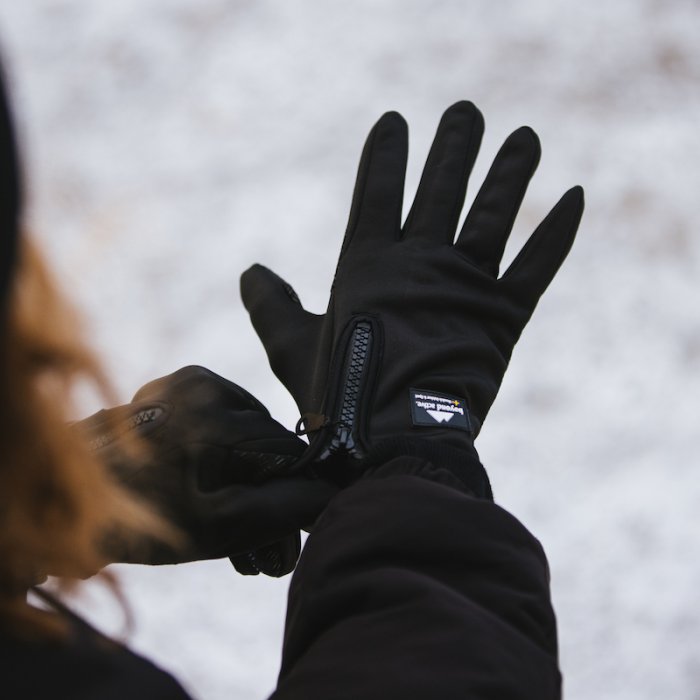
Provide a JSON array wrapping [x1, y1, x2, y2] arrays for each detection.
[[1, 455, 560, 699]]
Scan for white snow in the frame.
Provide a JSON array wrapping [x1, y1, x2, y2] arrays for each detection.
[[1, 1, 699, 698]]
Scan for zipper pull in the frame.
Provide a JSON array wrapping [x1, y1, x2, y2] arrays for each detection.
[[327, 423, 355, 455]]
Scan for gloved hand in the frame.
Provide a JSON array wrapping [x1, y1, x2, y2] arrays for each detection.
[[75, 366, 337, 575], [241, 102, 584, 497]]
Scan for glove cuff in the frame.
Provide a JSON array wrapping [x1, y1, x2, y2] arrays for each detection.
[[363, 437, 492, 500]]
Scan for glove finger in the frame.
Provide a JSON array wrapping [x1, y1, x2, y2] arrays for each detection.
[[132, 366, 269, 415], [229, 551, 261, 575], [240, 263, 308, 322], [500, 185, 584, 308], [74, 403, 163, 457], [240, 264, 322, 396], [402, 101, 484, 245], [229, 533, 301, 577], [341, 111, 407, 255], [455, 127, 541, 275]]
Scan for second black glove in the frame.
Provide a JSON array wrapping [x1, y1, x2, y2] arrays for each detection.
[[76, 366, 337, 575]]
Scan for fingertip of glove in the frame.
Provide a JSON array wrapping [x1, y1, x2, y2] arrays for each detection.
[[506, 126, 541, 165], [566, 186, 585, 232], [229, 552, 261, 576], [539, 186, 585, 255], [446, 99, 482, 118], [240, 263, 271, 300], [442, 101, 485, 132], [557, 185, 585, 222], [239, 268, 255, 308], [376, 110, 408, 135], [241, 262, 268, 282], [241, 264, 303, 316], [568, 184, 585, 206], [514, 124, 539, 145]]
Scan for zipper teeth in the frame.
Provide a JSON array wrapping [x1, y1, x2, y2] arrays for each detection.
[[325, 320, 372, 458], [338, 322, 371, 428]]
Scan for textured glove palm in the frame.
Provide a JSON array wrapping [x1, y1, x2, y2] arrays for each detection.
[[241, 102, 584, 496]]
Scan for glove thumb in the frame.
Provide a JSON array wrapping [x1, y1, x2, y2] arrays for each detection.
[[240, 264, 321, 401]]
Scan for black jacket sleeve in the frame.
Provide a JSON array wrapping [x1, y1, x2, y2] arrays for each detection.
[[270, 456, 561, 700], [0, 596, 192, 700]]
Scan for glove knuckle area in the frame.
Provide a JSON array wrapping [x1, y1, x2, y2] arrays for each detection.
[[141, 366, 267, 419], [133, 364, 211, 401]]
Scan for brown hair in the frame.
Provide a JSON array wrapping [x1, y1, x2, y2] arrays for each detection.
[[0, 237, 169, 636]]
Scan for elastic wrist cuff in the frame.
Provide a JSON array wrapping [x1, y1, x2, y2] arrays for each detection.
[[364, 437, 493, 500]]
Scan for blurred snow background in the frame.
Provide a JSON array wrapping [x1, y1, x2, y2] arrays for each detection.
[[2, 0, 699, 697]]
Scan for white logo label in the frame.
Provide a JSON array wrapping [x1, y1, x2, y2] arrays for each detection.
[[410, 388, 471, 433], [426, 410, 454, 424]]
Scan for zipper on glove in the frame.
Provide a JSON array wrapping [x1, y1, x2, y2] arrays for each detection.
[[319, 319, 374, 461]]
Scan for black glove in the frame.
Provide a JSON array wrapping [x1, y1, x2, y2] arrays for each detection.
[[76, 366, 337, 575], [241, 101, 584, 497]]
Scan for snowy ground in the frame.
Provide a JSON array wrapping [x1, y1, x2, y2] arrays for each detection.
[[2, 1, 700, 698]]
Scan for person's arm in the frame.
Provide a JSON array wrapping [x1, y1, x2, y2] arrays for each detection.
[[272, 455, 560, 700], [243, 101, 581, 698]]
